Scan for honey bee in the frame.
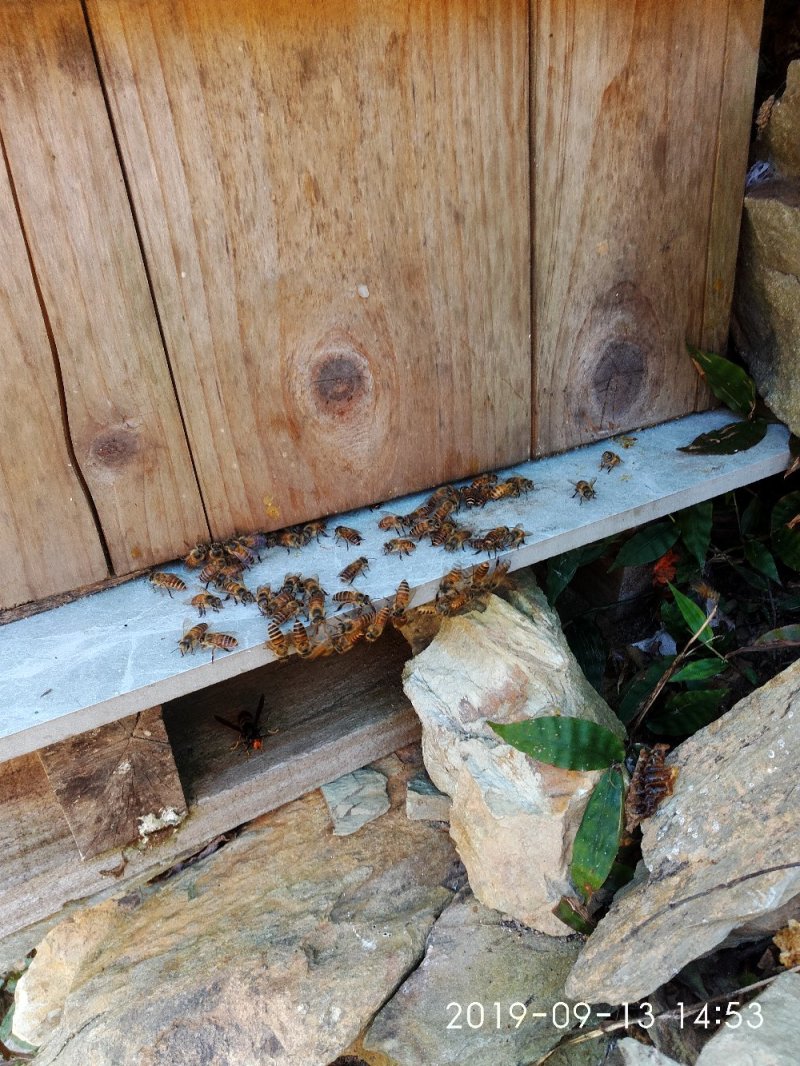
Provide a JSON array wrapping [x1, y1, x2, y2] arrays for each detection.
[[256, 584, 274, 616], [307, 586, 327, 626], [460, 485, 492, 508], [149, 571, 187, 596], [178, 623, 209, 655], [266, 621, 289, 658], [281, 574, 304, 596], [600, 450, 622, 473], [339, 556, 370, 584], [331, 632, 358, 655], [624, 744, 678, 832], [786, 513, 800, 531], [436, 590, 473, 615], [469, 473, 498, 489], [221, 580, 255, 605], [488, 481, 517, 501], [469, 527, 512, 555], [571, 479, 597, 503], [271, 598, 302, 625], [383, 538, 416, 556], [201, 630, 238, 660], [184, 544, 209, 568], [292, 620, 313, 658], [409, 519, 438, 540], [332, 590, 372, 609], [200, 560, 223, 586], [303, 520, 329, 542], [507, 474, 535, 494], [470, 561, 491, 586], [208, 542, 227, 562], [191, 591, 223, 616], [225, 540, 256, 567], [365, 606, 391, 642], [616, 435, 638, 449], [335, 525, 364, 547], [378, 514, 405, 532], [444, 528, 473, 552], [428, 484, 460, 506], [430, 521, 458, 546], [504, 524, 529, 549], [431, 499, 458, 524], [278, 530, 305, 552], [392, 579, 410, 621], [439, 568, 465, 594], [485, 560, 510, 590]]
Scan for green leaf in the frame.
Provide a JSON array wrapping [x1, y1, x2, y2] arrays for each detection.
[[670, 658, 728, 682], [730, 561, 770, 593], [668, 583, 714, 646], [545, 540, 612, 604], [648, 689, 726, 735], [566, 617, 607, 694], [743, 540, 781, 583], [771, 491, 800, 572], [687, 345, 756, 418], [753, 624, 800, 646], [552, 897, 595, 935], [611, 522, 679, 569], [678, 418, 768, 455], [617, 658, 673, 726], [490, 716, 625, 770], [570, 767, 624, 901], [739, 495, 764, 536], [676, 501, 713, 566]]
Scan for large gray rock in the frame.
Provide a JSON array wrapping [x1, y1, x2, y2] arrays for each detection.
[[403, 589, 625, 936], [565, 660, 800, 1004], [13, 774, 456, 1065], [363, 889, 606, 1066], [695, 970, 800, 1066], [735, 60, 800, 436]]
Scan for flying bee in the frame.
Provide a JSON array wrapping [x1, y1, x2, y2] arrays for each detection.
[[149, 571, 187, 597], [332, 590, 372, 610], [221, 580, 255, 605], [392, 579, 410, 621], [571, 479, 597, 503], [201, 630, 238, 660], [214, 694, 276, 755], [178, 623, 208, 655], [184, 544, 209, 568], [292, 620, 313, 658], [339, 556, 370, 584], [624, 744, 678, 833], [365, 605, 391, 642], [383, 538, 416, 557], [600, 450, 622, 473], [335, 525, 364, 548], [191, 591, 223, 616], [266, 621, 289, 658], [378, 514, 405, 532]]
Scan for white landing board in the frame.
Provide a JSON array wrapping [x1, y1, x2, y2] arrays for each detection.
[[0, 412, 790, 762]]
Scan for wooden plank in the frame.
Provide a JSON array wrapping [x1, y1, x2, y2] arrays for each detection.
[[701, 0, 764, 356], [87, 0, 531, 539], [0, 0, 209, 574], [0, 148, 108, 609], [0, 411, 790, 764], [0, 636, 419, 965], [38, 707, 187, 859], [531, 0, 759, 454]]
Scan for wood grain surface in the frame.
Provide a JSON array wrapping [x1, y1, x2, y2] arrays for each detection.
[[531, 0, 763, 454], [38, 706, 187, 859], [0, 152, 108, 609], [87, 0, 531, 539], [0, 0, 209, 573]]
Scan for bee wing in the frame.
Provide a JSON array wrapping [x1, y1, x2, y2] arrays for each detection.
[[214, 714, 242, 734], [253, 693, 265, 729]]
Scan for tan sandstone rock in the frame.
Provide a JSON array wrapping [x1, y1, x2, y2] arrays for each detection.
[[402, 589, 625, 935], [565, 660, 800, 1005], [13, 779, 457, 1065]]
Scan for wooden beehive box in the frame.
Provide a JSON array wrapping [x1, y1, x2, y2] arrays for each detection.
[[0, 0, 763, 612]]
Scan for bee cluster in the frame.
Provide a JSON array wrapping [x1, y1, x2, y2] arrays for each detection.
[[416, 560, 511, 617]]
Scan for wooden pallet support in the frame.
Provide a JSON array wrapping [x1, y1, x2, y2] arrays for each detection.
[[37, 707, 187, 860]]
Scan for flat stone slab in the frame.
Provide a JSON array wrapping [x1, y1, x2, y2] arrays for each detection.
[[321, 768, 390, 835], [0, 412, 789, 762], [405, 772, 451, 822]]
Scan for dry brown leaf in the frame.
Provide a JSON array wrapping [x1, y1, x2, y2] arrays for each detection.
[[773, 919, 800, 968]]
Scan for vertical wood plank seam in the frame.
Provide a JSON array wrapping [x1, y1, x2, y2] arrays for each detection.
[[697, 0, 733, 407], [528, 0, 536, 458], [79, 0, 213, 545], [0, 126, 114, 578]]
